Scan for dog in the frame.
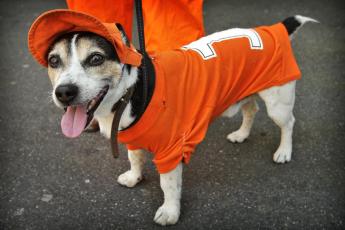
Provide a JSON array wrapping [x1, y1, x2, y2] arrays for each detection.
[[28, 10, 317, 225]]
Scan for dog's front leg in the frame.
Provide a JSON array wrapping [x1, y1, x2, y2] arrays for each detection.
[[154, 163, 182, 226], [117, 149, 145, 187]]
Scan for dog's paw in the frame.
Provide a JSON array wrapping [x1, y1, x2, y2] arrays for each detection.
[[117, 170, 142, 188], [154, 204, 180, 226], [227, 130, 249, 143], [273, 148, 292, 163]]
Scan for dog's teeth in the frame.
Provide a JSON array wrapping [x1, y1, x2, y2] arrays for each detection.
[[91, 100, 96, 107], [87, 99, 96, 111], [86, 87, 108, 114]]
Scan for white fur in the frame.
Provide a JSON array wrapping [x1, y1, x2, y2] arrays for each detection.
[[226, 97, 259, 143], [117, 151, 182, 226], [95, 113, 114, 139], [94, 66, 138, 137], [117, 149, 146, 187], [154, 163, 182, 226], [52, 34, 113, 108], [95, 66, 138, 117], [295, 15, 319, 24], [222, 97, 250, 118], [224, 81, 296, 163], [258, 81, 296, 163]]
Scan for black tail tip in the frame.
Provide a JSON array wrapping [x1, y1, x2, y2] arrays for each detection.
[[282, 16, 301, 35]]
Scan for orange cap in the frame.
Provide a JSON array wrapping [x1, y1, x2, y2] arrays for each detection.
[[28, 9, 142, 67]]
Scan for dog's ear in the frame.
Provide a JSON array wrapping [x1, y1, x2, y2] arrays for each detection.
[[115, 23, 132, 73], [116, 23, 130, 47]]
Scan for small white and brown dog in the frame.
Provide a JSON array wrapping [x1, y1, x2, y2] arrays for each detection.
[[30, 13, 317, 225]]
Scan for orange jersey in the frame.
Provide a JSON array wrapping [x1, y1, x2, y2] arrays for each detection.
[[118, 22, 301, 174]]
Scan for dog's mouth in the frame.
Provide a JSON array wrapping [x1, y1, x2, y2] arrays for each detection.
[[60, 85, 109, 138]]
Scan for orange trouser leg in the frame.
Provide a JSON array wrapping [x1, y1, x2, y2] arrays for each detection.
[[66, 0, 134, 40], [66, 0, 204, 52], [143, 0, 204, 52]]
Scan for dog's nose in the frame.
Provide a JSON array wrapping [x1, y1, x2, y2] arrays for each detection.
[[55, 84, 78, 104]]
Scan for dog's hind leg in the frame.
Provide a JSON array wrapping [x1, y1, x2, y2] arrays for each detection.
[[117, 149, 146, 187], [259, 81, 296, 163], [154, 163, 182, 226], [227, 97, 259, 143]]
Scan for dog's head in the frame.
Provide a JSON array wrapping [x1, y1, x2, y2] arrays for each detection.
[[28, 10, 142, 138], [48, 32, 124, 137]]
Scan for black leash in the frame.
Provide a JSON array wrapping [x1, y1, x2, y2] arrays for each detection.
[[110, 0, 148, 158], [110, 84, 135, 158], [135, 0, 148, 114]]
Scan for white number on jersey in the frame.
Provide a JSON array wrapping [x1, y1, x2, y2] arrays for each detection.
[[182, 28, 263, 60]]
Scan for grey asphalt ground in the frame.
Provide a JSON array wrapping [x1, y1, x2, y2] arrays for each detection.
[[1, 0, 344, 229]]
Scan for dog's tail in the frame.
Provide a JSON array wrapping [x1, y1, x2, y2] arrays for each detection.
[[282, 15, 319, 39]]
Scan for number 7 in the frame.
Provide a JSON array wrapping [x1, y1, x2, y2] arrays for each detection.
[[182, 28, 263, 60]]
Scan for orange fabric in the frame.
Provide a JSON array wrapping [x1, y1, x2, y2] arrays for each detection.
[[28, 10, 142, 67], [66, 0, 204, 52], [142, 0, 204, 53], [66, 0, 134, 40], [118, 23, 301, 173]]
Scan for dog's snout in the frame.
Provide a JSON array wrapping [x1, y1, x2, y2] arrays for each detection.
[[55, 84, 78, 104]]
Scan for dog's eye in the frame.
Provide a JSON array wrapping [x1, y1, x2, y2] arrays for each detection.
[[48, 55, 61, 68], [88, 53, 105, 66]]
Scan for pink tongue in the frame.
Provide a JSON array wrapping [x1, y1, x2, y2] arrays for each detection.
[[61, 106, 88, 138]]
